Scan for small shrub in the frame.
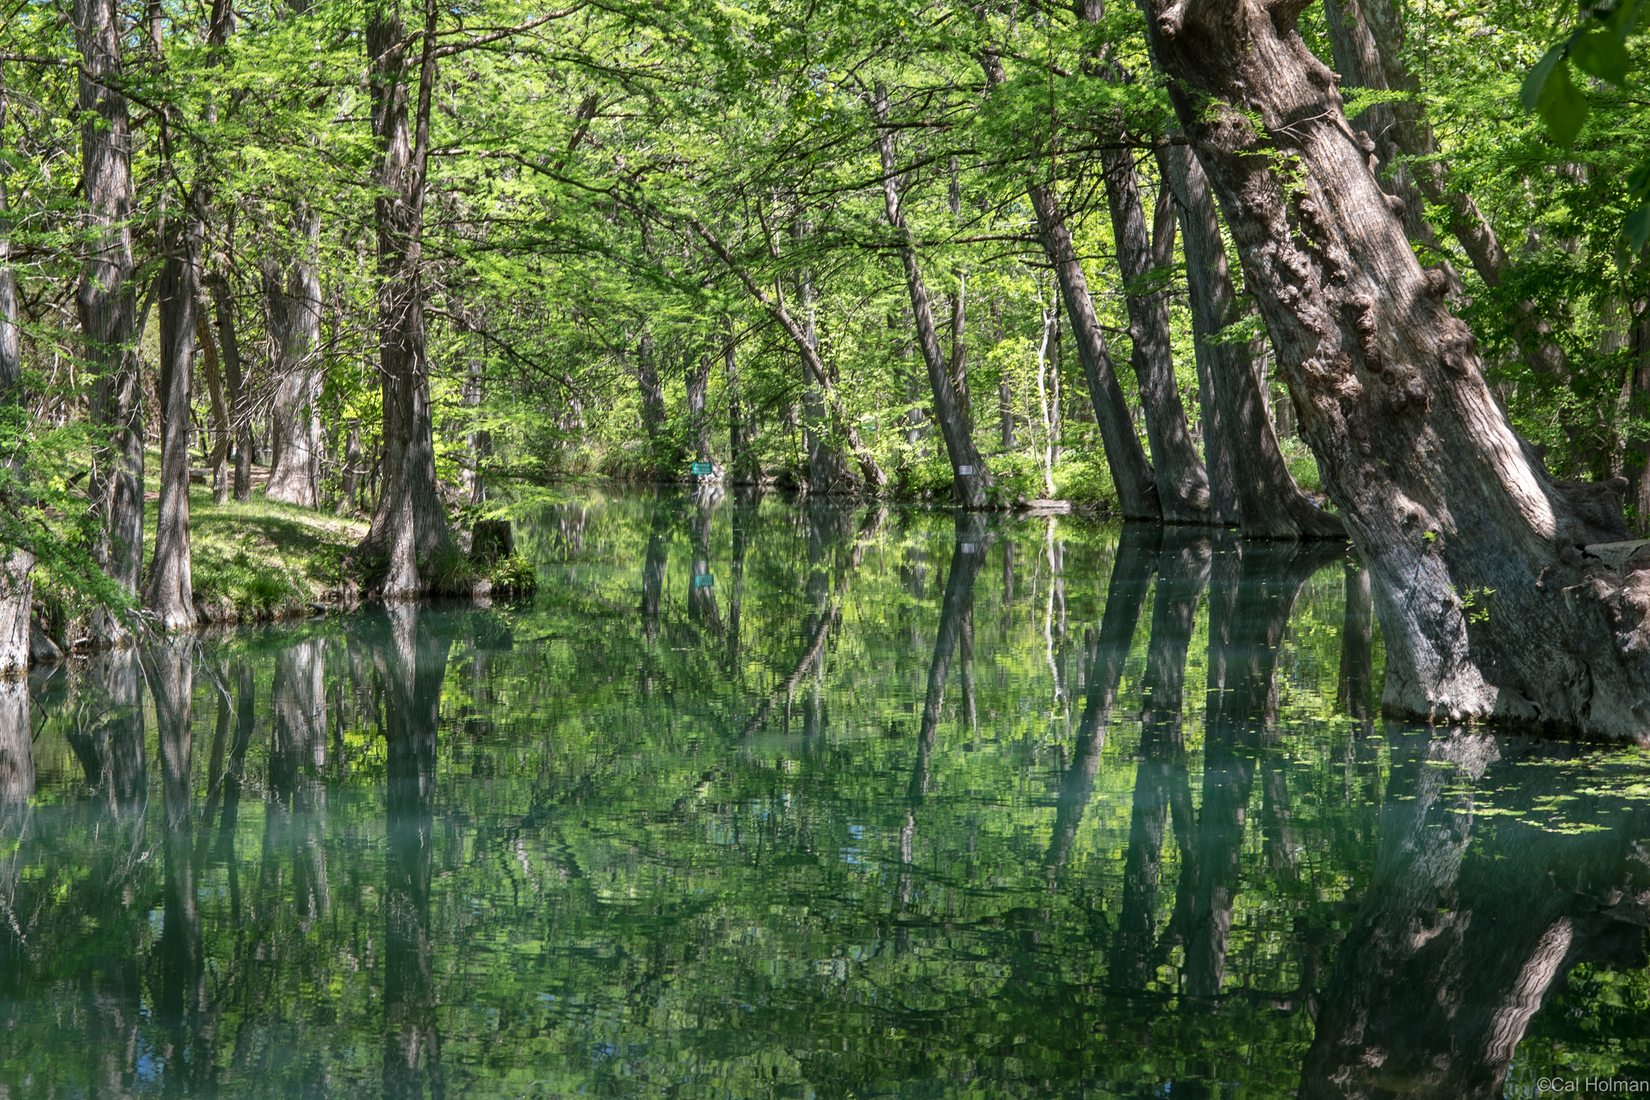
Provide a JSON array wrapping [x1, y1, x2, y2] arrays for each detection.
[[488, 553, 538, 599]]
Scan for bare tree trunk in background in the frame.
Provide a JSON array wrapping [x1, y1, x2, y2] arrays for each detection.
[[75, 0, 144, 623], [206, 273, 254, 502], [0, 69, 32, 674], [873, 85, 991, 509], [1158, 142, 1342, 539], [1144, 0, 1650, 738], [687, 350, 712, 464], [1100, 146, 1211, 522], [981, 52, 1160, 518], [146, 199, 198, 631], [265, 208, 323, 507], [359, 0, 455, 596], [792, 219, 852, 493], [689, 216, 885, 492], [1026, 178, 1160, 518]]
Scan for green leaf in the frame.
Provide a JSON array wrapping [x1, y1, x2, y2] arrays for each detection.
[[1570, 29, 1631, 85], [1627, 160, 1650, 201], [1626, 205, 1650, 252], [1535, 57, 1589, 146], [1520, 44, 1567, 111], [1605, 0, 1646, 39]]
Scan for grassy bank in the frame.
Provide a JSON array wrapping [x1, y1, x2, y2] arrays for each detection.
[[147, 488, 367, 621]]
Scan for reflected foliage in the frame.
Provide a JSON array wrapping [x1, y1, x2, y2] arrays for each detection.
[[0, 492, 1645, 1096]]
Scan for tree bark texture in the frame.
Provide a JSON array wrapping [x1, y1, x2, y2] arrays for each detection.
[[1143, 0, 1650, 739], [75, 0, 144, 609], [1320, 0, 1570, 386], [146, 206, 198, 631], [872, 86, 991, 510], [360, 0, 454, 596], [264, 208, 324, 507], [1158, 142, 1343, 538], [1100, 147, 1211, 522]]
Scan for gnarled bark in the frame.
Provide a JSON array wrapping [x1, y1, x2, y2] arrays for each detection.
[[1320, 0, 1570, 386], [1143, 0, 1650, 739]]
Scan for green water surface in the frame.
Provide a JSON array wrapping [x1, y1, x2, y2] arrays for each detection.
[[3, 491, 1649, 1097]]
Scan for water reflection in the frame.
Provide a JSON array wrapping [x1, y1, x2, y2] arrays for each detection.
[[0, 493, 1645, 1096]]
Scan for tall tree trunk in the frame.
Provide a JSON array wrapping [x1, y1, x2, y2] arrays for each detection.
[[1144, 0, 1650, 739], [264, 208, 323, 507], [1158, 142, 1343, 538], [793, 220, 852, 493], [1100, 147, 1211, 522], [725, 323, 755, 484], [687, 352, 711, 465], [634, 326, 670, 472], [196, 310, 232, 505], [982, 48, 1158, 517], [75, 0, 144, 620], [206, 273, 253, 502], [146, 203, 198, 631], [1026, 179, 1160, 518], [462, 339, 487, 505], [358, 0, 454, 597], [1320, 0, 1570, 386], [873, 86, 991, 509], [0, 70, 31, 675]]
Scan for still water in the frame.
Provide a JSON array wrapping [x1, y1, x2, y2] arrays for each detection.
[[3, 491, 1649, 1097]]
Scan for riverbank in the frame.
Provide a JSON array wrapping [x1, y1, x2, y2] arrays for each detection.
[[28, 483, 534, 666]]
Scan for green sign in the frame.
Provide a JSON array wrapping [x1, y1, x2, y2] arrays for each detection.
[[691, 461, 714, 476], [693, 573, 715, 589]]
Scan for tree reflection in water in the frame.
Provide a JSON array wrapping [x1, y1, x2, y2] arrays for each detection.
[[0, 495, 1644, 1096]]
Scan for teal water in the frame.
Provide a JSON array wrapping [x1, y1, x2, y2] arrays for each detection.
[[3, 491, 1649, 1097]]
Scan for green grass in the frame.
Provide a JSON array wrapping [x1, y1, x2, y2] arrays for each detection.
[[144, 486, 366, 618]]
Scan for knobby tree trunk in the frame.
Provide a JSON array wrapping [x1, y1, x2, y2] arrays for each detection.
[[873, 85, 991, 509], [1144, 0, 1650, 739], [359, 0, 455, 596], [264, 208, 323, 507], [1100, 146, 1211, 522], [75, 0, 144, 619], [1158, 142, 1343, 539], [1321, 0, 1570, 386]]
